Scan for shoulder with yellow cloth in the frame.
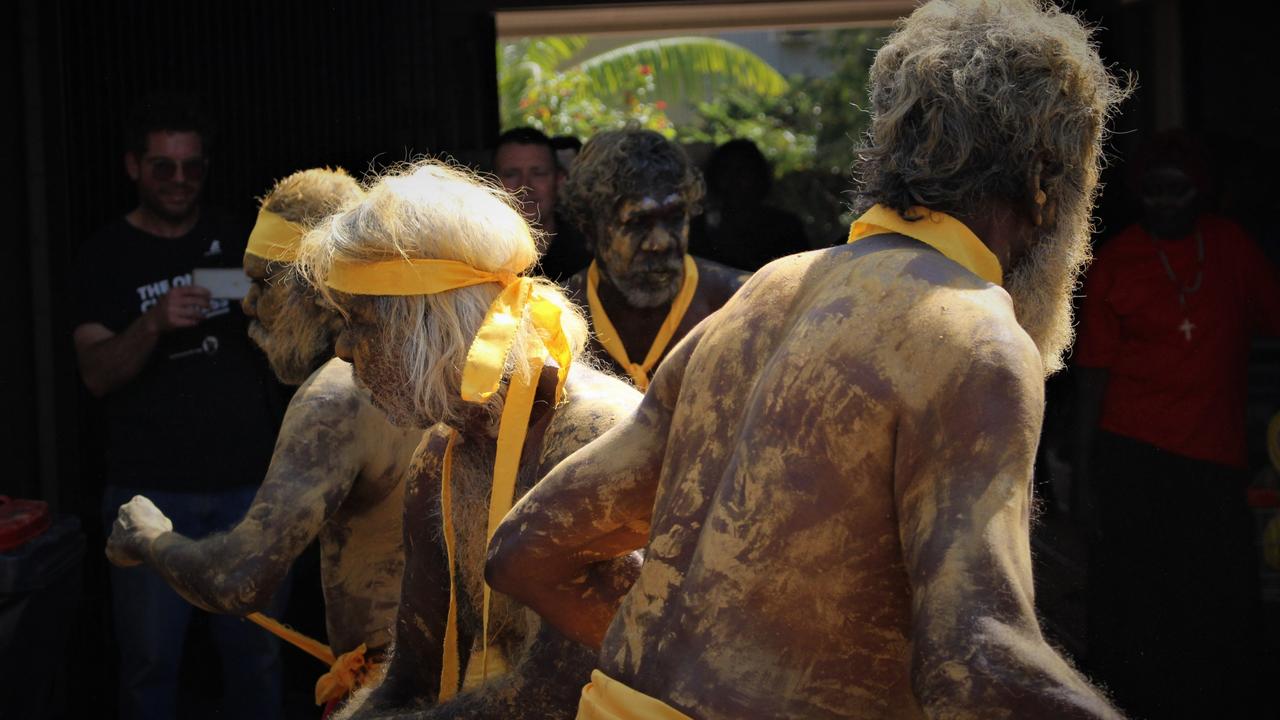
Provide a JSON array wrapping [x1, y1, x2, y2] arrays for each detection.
[[292, 159, 644, 720]]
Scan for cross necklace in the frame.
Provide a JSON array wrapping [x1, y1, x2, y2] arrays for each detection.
[[1152, 229, 1203, 342]]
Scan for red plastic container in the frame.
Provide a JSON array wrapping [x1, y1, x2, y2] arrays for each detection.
[[0, 496, 51, 551]]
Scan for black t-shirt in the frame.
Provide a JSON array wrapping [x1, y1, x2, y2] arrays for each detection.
[[74, 211, 281, 491]]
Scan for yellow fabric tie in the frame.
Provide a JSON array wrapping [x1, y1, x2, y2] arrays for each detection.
[[314, 644, 380, 706], [244, 208, 306, 263], [577, 669, 692, 720], [245, 612, 380, 705], [247, 611, 334, 666], [586, 255, 698, 391], [847, 204, 1003, 286], [323, 255, 573, 700], [438, 431, 462, 700]]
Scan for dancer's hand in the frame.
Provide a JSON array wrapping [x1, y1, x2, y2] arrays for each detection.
[[106, 495, 174, 567]]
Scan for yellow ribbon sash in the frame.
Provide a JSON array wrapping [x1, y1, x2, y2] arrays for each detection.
[[324, 256, 573, 701], [586, 254, 698, 391], [847, 204, 1003, 286], [245, 612, 380, 705], [578, 669, 693, 720], [244, 208, 306, 263], [438, 431, 462, 699]]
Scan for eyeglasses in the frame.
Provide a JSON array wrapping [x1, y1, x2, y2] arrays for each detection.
[[146, 157, 207, 182]]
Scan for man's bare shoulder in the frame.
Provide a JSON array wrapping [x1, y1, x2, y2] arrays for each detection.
[[810, 235, 1024, 343], [294, 357, 363, 406], [543, 364, 643, 465], [705, 240, 1038, 410], [402, 424, 452, 493], [864, 243, 1040, 408], [285, 357, 387, 440]]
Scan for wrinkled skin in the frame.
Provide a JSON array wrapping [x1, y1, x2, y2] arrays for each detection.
[[328, 298, 643, 719], [565, 192, 748, 382], [106, 257, 422, 659], [490, 237, 1121, 719], [243, 254, 342, 385]]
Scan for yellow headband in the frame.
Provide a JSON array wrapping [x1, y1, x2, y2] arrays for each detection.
[[324, 256, 570, 403], [245, 208, 306, 263], [326, 258, 517, 297]]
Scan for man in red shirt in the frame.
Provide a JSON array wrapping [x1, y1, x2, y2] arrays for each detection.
[[1074, 131, 1280, 717]]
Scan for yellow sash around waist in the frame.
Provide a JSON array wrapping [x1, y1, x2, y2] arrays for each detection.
[[586, 255, 698, 391], [847, 204, 1002, 286], [577, 669, 692, 720]]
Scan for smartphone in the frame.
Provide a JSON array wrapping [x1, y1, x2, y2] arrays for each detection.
[[193, 268, 251, 300]]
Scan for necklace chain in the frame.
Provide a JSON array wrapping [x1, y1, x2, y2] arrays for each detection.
[[1152, 229, 1204, 310]]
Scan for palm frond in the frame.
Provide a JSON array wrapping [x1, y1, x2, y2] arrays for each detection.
[[576, 37, 787, 103]]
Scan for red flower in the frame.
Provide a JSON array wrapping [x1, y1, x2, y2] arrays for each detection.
[[638, 64, 652, 76], [655, 100, 667, 110]]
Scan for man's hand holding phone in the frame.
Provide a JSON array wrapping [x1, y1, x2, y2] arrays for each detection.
[[147, 285, 211, 332]]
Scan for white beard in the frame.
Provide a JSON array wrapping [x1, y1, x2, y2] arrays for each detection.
[[1004, 199, 1093, 377]]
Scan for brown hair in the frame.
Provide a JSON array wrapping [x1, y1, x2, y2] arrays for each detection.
[[560, 129, 704, 242]]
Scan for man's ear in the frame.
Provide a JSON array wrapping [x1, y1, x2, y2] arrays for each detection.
[[125, 152, 141, 182], [1029, 158, 1059, 228]]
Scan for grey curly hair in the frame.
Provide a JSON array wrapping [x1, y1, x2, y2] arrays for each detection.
[[853, 0, 1130, 221], [560, 129, 704, 243]]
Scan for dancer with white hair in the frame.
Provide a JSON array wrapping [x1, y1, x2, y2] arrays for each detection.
[[296, 160, 642, 719]]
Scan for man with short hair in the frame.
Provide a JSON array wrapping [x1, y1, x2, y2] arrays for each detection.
[[488, 2, 1129, 717], [493, 127, 590, 283], [561, 130, 747, 391], [294, 160, 642, 718], [73, 94, 285, 720], [105, 168, 424, 713], [690, 138, 809, 271]]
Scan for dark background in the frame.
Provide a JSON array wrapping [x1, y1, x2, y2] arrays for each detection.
[[12, 0, 1279, 529], [4, 0, 1277, 716]]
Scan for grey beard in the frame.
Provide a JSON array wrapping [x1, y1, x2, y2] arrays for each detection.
[[1004, 202, 1093, 378], [249, 321, 331, 386], [601, 263, 684, 309]]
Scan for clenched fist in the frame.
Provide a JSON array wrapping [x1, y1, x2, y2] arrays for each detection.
[[106, 495, 174, 567]]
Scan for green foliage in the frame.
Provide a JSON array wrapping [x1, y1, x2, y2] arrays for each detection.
[[498, 35, 788, 140], [579, 37, 788, 103], [497, 28, 885, 178], [676, 28, 884, 177]]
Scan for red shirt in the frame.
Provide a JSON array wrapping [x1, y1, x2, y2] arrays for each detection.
[[1075, 216, 1280, 468]]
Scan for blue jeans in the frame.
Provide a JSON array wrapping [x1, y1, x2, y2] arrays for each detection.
[[104, 485, 289, 720]]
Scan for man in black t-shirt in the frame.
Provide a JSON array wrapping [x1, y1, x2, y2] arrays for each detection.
[[72, 97, 285, 720], [493, 127, 592, 284]]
